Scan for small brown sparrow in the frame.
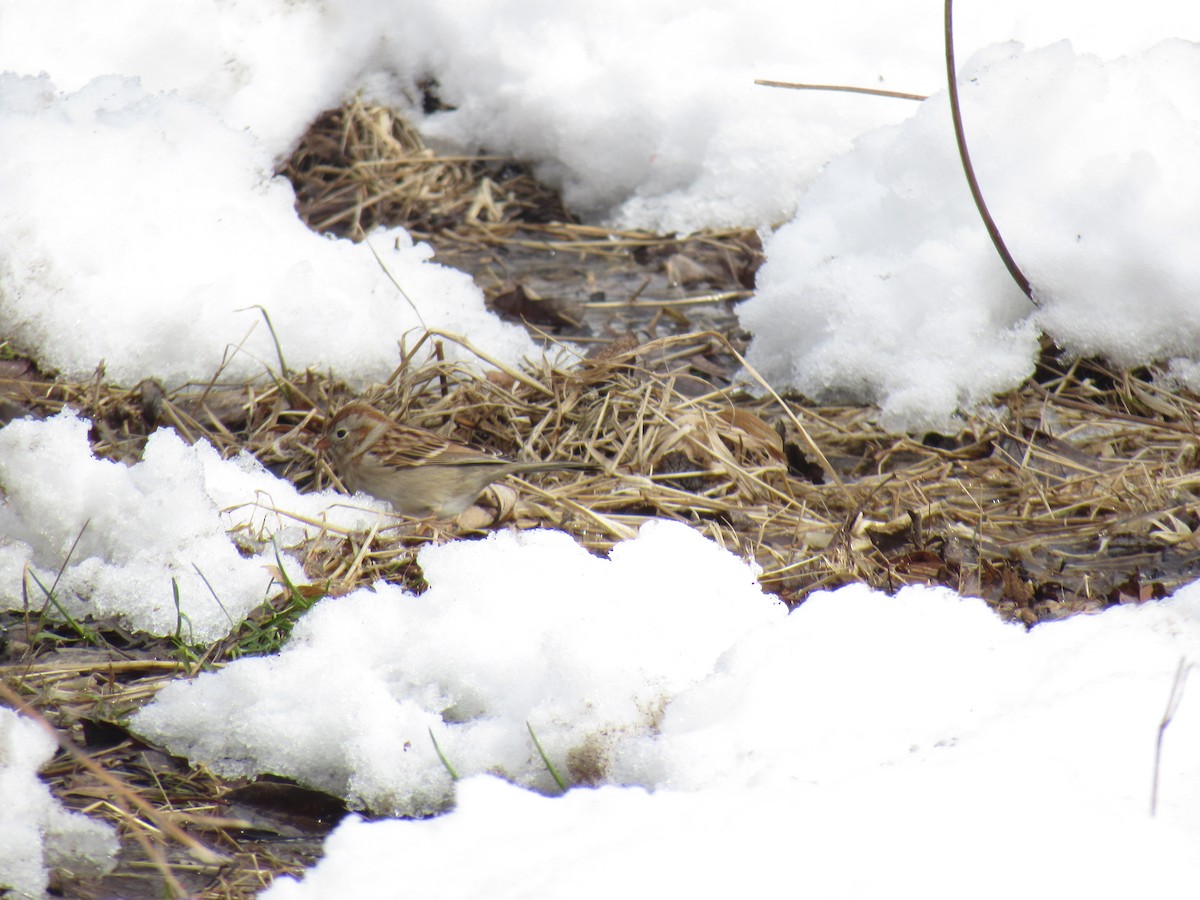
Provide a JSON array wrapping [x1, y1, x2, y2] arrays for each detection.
[[317, 400, 593, 518]]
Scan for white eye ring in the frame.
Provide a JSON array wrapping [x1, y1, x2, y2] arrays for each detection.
[[334, 427, 349, 440]]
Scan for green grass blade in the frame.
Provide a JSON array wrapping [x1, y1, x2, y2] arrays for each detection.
[[527, 721, 568, 793]]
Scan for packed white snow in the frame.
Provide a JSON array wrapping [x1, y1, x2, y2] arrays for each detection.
[[740, 38, 1200, 432], [260, 775, 1200, 900], [0, 410, 392, 643], [2, 0, 1192, 228], [132, 532, 1200, 898], [0, 708, 118, 898], [0, 73, 535, 387], [131, 521, 786, 815]]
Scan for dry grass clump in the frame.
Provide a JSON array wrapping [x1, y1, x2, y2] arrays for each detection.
[[296, 341, 1200, 624], [17, 328, 1193, 623], [281, 95, 571, 239], [6, 325, 1200, 628]]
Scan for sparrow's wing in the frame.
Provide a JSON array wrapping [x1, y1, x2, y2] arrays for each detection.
[[381, 424, 460, 466], [395, 425, 508, 468]]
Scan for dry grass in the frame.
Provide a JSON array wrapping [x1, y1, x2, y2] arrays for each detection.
[[281, 94, 572, 239], [9, 331, 1198, 620], [4, 98, 1200, 897]]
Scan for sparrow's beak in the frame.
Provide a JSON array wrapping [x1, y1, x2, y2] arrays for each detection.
[[315, 435, 330, 452]]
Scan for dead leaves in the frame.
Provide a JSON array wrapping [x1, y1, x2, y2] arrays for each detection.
[[650, 407, 785, 476]]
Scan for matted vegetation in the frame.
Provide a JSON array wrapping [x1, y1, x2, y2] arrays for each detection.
[[3, 99, 1199, 897]]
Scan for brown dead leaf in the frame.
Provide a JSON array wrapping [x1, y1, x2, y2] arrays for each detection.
[[1001, 565, 1036, 608], [574, 334, 641, 385], [888, 549, 949, 584], [1110, 572, 1167, 605], [490, 283, 579, 328], [664, 253, 718, 287], [654, 409, 785, 473], [585, 333, 640, 364], [486, 370, 517, 390], [715, 408, 786, 462]]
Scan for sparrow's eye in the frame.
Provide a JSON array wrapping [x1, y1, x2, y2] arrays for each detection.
[[333, 427, 349, 440]]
